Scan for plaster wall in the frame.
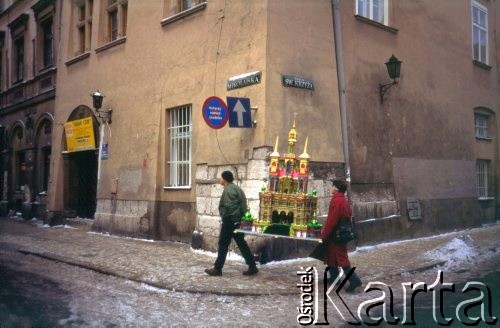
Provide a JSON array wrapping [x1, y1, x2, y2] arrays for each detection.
[[49, 0, 346, 240]]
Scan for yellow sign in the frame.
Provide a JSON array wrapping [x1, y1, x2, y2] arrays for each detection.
[[64, 117, 96, 152]]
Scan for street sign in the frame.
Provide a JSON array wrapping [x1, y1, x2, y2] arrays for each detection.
[[202, 96, 228, 129], [227, 97, 252, 128]]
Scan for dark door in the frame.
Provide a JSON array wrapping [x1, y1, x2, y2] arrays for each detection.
[[66, 150, 98, 218]]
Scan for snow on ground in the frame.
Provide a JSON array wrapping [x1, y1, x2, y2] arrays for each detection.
[[424, 236, 479, 271], [190, 247, 245, 262]]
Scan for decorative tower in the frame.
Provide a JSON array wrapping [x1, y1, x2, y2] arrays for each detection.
[[287, 120, 297, 154], [256, 120, 319, 237], [298, 136, 310, 193], [269, 136, 280, 192]]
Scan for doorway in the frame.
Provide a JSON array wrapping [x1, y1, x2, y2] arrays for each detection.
[[63, 106, 100, 218], [65, 150, 98, 218]]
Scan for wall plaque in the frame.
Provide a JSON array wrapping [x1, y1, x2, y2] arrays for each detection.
[[282, 75, 314, 90]]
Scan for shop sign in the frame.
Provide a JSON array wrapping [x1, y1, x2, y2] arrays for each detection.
[[227, 71, 261, 90], [64, 117, 96, 152], [282, 74, 315, 90]]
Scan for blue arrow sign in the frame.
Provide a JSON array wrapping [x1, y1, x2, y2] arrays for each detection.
[[227, 97, 252, 128]]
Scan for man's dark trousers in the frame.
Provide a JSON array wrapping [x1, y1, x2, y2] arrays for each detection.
[[214, 218, 256, 270]]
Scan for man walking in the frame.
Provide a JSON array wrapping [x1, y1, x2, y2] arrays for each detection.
[[205, 171, 258, 276]]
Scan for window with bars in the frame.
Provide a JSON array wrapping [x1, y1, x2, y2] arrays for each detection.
[[476, 160, 489, 198], [167, 105, 192, 188], [356, 0, 387, 25], [472, 1, 488, 64], [474, 113, 488, 139]]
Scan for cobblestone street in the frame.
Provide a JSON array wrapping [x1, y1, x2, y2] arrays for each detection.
[[1, 217, 499, 326]]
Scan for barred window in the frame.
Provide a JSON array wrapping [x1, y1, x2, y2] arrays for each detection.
[[167, 105, 192, 188], [476, 160, 489, 198]]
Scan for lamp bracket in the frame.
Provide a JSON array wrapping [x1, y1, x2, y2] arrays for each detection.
[[379, 79, 398, 104]]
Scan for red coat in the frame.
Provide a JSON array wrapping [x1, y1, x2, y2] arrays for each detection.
[[321, 192, 352, 267]]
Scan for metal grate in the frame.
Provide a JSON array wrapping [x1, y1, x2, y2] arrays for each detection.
[[167, 105, 192, 187], [476, 160, 489, 198]]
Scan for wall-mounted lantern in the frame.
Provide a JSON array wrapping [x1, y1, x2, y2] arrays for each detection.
[[379, 55, 402, 104], [91, 90, 112, 123]]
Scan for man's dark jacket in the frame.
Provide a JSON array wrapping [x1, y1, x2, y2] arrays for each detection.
[[219, 183, 247, 221]]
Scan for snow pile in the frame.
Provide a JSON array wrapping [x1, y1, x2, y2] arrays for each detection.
[[190, 247, 245, 262], [424, 237, 479, 271]]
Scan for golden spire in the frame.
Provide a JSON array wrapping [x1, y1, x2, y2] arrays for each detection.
[[300, 136, 310, 159], [288, 120, 297, 153], [270, 136, 280, 157]]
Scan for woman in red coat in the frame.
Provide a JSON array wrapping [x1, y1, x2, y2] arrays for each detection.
[[321, 179, 362, 292]]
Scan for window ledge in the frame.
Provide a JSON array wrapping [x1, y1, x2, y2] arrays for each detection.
[[161, 2, 207, 27], [472, 60, 492, 70], [65, 51, 90, 66], [354, 15, 398, 34], [95, 36, 127, 54], [163, 186, 192, 190], [475, 136, 493, 141], [38, 65, 56, 74], [478, 197, 494, 201]]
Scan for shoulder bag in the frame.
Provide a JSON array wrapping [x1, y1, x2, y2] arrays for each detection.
[[330, 217, 355, 244]]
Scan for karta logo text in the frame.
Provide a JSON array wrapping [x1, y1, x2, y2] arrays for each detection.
[[296, 267, 498, 326]]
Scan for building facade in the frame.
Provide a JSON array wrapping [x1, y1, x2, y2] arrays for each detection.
[[41, 0, 498, 249], [0, 0, 58, 219]]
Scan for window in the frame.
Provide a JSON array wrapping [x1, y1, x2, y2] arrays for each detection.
[[167, 105, 192, 188], [356, 0, 387, 25], [41, 18, 53, 67], [476, 160, 490, 198], [14, 36, 24, 82], [106, 0, 127, 42], [472, 1, 488, 64], [475, 113, 489, 139], [164, 0, 206, 17], [75, 0, 93, 55]]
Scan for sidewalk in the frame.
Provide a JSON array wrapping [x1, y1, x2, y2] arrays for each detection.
[[1, 216, 499, 296]]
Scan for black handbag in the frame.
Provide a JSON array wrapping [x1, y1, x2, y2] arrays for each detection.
[[330, 218, 355, 244]]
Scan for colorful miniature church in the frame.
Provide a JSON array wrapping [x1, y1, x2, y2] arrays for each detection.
[[255, 121, 319, 237]]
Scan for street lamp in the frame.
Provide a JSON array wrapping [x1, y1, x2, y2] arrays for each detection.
[[379, 55, 402, 104], [91, 90, 112, 123]]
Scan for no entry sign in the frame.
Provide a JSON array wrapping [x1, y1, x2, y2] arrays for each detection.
[[202, 96, 228, 129]]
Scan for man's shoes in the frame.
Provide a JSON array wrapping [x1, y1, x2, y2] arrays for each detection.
[[243, 266, 259, 276], [205, 268, 222, 276], [345, 280, 362, 293]]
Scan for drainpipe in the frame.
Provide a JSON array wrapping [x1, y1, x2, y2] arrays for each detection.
[[331, 0, 351, 184]]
